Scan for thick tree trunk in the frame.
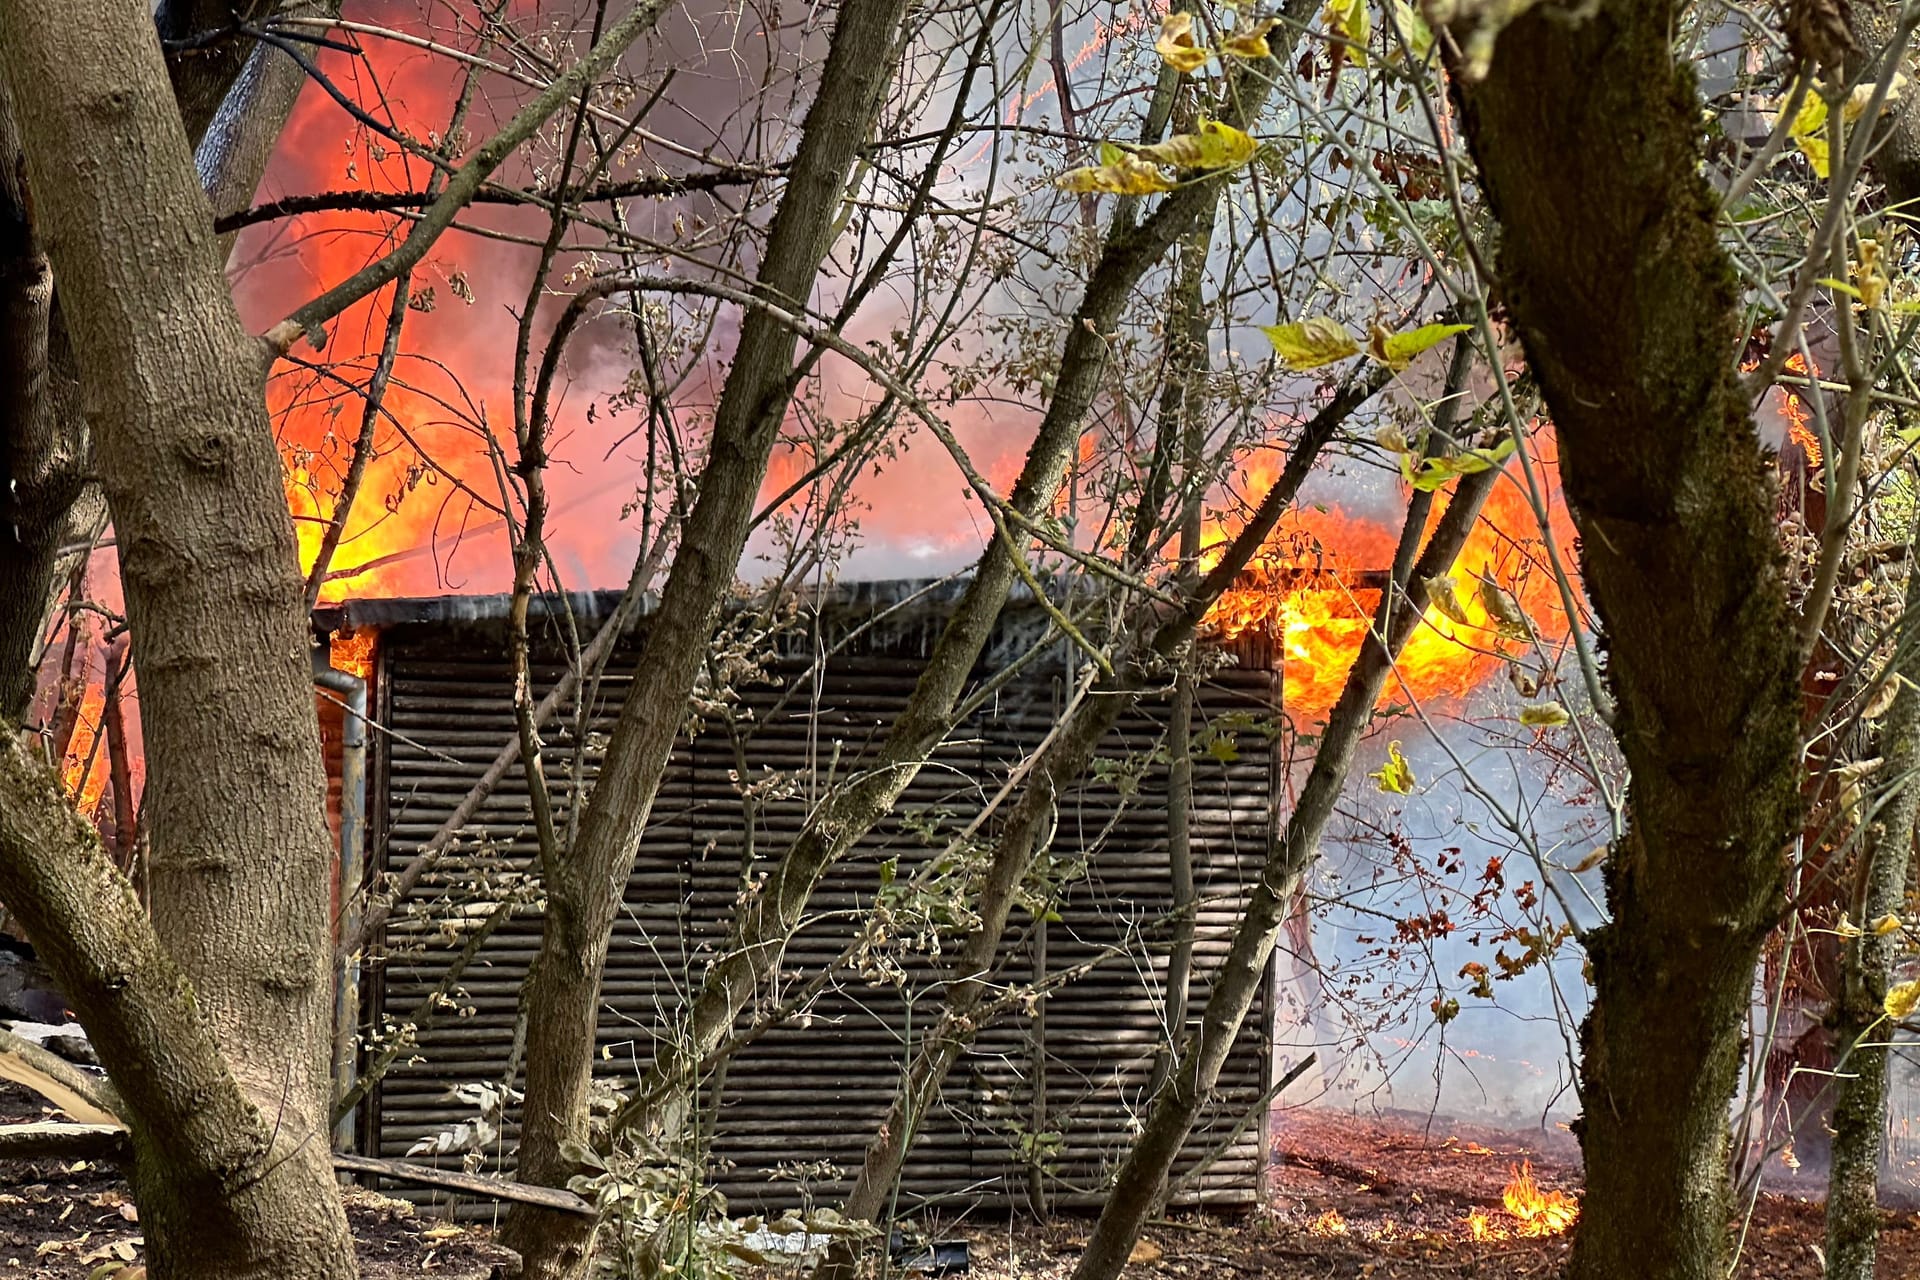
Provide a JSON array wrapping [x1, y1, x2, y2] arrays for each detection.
[[0, 0, 331, 724], [0, 0, 357, 1274], [0, 79, 84, 723], [1448, 7, 1806, 1279], [1822, 14, 1920, 1272], [155, 0, 288, 146], [1069, 466, 1497, 1280], [1823, 559, 1920, 1280], [498, 2, 912, 1274], [199, 1, 344, 230]]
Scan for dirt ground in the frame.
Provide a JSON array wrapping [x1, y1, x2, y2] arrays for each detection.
[[1, 1090, 1918, 1278]]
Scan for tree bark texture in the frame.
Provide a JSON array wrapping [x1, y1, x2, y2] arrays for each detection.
[[1822, 11, 1920, 1273], [1823, 559, 1920, 1280], [1449, 7, 1806, 1279], [0, 0, 325, 724], [0, 78, 85, 723], [499, 2, 913, 1274], [1066, 466, 1498, 1280], [0, 0, 357, 1274], [0, 737, 353, 1279]]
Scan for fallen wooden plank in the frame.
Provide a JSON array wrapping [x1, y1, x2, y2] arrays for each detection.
[[0, 1121, 130, 1161], [330, 1152, 596, 1217], [0, 1029, 123, 1127]]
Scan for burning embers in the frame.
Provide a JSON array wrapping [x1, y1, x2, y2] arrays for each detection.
[[1464, 1161, 1580, 1240]]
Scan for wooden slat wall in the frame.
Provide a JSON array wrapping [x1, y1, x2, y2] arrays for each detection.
[[364, 604, 1277, 1215]]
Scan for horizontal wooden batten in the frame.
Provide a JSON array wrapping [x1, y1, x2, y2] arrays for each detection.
[[352, 586, 1279, 1217]]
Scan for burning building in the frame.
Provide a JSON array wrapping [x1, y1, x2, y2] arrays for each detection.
[[316, 579, 1285, 1212]]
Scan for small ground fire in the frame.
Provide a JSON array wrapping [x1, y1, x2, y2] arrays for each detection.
[[1465, 1161, 1580, 1240]]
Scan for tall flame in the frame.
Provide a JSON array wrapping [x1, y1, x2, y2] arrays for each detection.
[[1204, 433, 1576, 721]]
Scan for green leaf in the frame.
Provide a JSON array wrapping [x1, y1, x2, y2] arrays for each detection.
[[1097, 141, 1126, 167], [1260, 317, 1362, 368], [1388, 0, 1435, 64], [1368, 321, 1472, 370]]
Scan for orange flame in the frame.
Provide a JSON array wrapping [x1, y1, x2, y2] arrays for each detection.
[[1204, 433, 1575, 721], [1308, 1207, 1350, 1237], [1464, 1161, 1579, 1240], [329, 630, 377, 681], [1740, 353, 1823, 465], [1778, 353, 1823, 465], [58, 682, 111, 815]]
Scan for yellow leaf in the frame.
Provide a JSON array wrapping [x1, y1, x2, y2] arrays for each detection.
[[1222, 17, 1278, 58], [1837, 913, 1865, 940], [1477, 573, 1529, 636], [1885, 978, 1920, 1021], [1854, 237, 1889, 311], [1423, 574, 1472, 626], [1054, 155, 1178, 195], [1402, 437, 1517, 491], [1138, 118, 1258, 170], [1129, 1240, 1165, 1265], [1571, 846, 1608, 873], [1788, 87, 1831, 179], [1368, 321, 1473, 370], [1371, 740, 1415, 794], [1155, 12, 1211, 73], [1844, 72, 1906, 124], [422, 1224, 464, 1241], [1325, 0, 1370, 63], [1518, 701, 1570, 727], [1873, 912, 1905, 936], [1260, 317, 1361, 368]]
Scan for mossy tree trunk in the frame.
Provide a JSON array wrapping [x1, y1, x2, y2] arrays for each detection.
[[0, 0, 365, 1273], [1823, 556, 1920, 1280], [1448, 5, 1807, 1278]]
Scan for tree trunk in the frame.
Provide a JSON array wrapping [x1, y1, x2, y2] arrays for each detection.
[[0, 3, 323, 724], [603, 42, 1294, 1164], [1068, 466, 1498, 1280], [1823, 558, 1920, 1280], [1823, 14, 1920, 1273], [0, 77, 85, 724], [808, 368, 1387, 1280], [1447, 7, 1806, 1278], [0, 0, 357, 1274], [499, 2, 913, 1274]]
